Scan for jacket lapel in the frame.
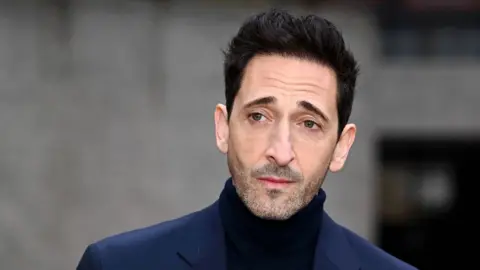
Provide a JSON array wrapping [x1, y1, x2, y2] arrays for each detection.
[[175, 201, 227, 270], [314, 212, 361, 270]]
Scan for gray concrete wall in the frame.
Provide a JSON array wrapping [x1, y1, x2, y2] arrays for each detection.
[[0, 2, 478, 270]]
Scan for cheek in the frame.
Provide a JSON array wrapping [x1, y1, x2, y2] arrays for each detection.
[[292, 135, 336, 177], [230, 124, 270, 164]]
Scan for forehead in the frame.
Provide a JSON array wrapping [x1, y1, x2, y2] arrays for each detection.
[[237, 54, 338, 115]]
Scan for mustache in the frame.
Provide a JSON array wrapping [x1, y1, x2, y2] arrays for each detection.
[[251, 163, 303, 182]]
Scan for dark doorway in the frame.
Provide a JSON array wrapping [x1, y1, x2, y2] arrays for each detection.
[[376, 136, 475, 269]]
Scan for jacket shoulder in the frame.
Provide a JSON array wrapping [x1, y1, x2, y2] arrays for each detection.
[[77, 207, 206, 269], [96, 211, 195, 250], [341, 227, 418, 270]]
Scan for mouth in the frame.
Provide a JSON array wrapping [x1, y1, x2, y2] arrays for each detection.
[[257, 177, 294, 185]]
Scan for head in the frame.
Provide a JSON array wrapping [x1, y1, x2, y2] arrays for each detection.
[[214, 9, 359, 220]]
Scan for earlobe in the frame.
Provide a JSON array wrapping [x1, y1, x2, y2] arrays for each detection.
[[329, 124, 356, 172], [214, 104, 229, 154]]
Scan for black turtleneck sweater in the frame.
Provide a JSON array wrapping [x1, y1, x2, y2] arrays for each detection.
[[219, 179, 326, 270]]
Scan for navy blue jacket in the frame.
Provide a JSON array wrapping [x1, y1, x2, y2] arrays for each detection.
[[77, 200, 417, 270]]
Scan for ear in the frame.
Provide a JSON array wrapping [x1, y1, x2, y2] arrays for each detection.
[[214, 104, 229, 154], [329, 123, 356, 172]]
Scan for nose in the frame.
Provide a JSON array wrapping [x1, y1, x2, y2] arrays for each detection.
[[265, 122, 295, 166]]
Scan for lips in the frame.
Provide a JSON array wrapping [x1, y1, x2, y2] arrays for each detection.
[[257, 177, 292, 184]]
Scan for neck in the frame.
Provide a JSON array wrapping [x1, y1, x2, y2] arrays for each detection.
[[219, 178, 326, 255]]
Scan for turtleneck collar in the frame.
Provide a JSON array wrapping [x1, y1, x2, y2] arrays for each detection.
[[219, 178, 326, 256]]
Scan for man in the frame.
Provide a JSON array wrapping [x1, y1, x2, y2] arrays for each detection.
[[77, 9, 417, 270]]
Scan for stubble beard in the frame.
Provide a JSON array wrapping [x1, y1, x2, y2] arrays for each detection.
[[227, 151, 325, 221]]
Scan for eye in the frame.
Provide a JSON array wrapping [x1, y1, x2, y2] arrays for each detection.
[[303, 120, 319, 129], [249, 112, 266, 122]]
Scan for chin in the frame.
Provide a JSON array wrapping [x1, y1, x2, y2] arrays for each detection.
[[247, 198, 299, 220], [263, 213, 293, 221], [254, 209, 295, 221]]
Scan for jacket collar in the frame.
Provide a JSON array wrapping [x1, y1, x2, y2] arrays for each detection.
[[313, 212, 361, 270], [176, 201, 360, 270], [175, 201, 226, 270]]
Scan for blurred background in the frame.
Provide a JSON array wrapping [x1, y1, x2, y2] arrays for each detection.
[[0, 0, 478, 269]]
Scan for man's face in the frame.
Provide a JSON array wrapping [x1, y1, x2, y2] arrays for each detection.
[[215, 54, 356, 220]]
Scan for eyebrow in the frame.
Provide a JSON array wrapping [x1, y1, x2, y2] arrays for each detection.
[[243, 96, 329, 122], [243, 96, 277, 109], [298, 100, 329, 122]]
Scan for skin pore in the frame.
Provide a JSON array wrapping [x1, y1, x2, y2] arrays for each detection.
[[215, 54, 356, 220]]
